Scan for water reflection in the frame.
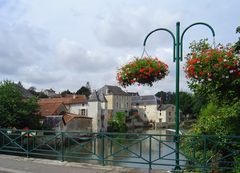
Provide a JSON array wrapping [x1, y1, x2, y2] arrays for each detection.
[[63, 129, 185, 171]]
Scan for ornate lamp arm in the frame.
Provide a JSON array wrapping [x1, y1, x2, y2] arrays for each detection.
[[143, 28, 176, 62], [180, 22, 215, 60]]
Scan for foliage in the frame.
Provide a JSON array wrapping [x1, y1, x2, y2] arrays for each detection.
[[182, 37, 240, 171], [185, 45, 240, 103], [191, 94, 208, 117], [236, 26, 240, 34], [0, 81, 41, 129], [117, 57, 169, 87], [182, 102, 240, 172], [188, 102, 240, 136], [107, 112, 127, 133], [155, 91, 201, 118], [233, 26, 240, 54], [60, 89, 72, 97], [155, 91, 175, 104], [187, 38, 211, 56], [28, 86, 48, 98], [76, 86, 91, 98]]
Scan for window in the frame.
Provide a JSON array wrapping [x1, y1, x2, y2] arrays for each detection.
[[81, 109, 86, 116], [169, 112, 172, 116]]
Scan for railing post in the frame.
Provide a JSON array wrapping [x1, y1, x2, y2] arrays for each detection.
[[149, 135, 152, 170], [101, 132, 105, 166], [27, 130, 29, 158], [61, 131, 64, 162]]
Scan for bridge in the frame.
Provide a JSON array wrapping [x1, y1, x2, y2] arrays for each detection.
[[0, 128, 239, 172]]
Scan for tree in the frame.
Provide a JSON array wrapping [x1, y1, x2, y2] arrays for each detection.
[[185, 40, 240, 104], [76, 86, 91, 98], [107, 112, 127, 133], [156, 91, 196, 118], [0, 81, 41, 129], [236, 26, 240, 33], [179, 92, 194, 118], [233, 26, 240, 53], [60, 89, 72, 97], [182, 38, 240, 171], [85, 81, 91, 91]]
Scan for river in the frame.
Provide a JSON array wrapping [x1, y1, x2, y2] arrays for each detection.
[[63, 128, 185, 171]]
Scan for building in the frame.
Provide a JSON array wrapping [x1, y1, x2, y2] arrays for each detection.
[[132, 95, 178, 128], [97, 85, 131, 119], [38, 95, 88, 116], [43, 88, 60, 98], [132, 95, 160, 123], [88, 91, 108, 132], [38, 95, 91, 131]]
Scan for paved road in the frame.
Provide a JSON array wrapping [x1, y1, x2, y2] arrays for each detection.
[[0, 155, 169, 173]]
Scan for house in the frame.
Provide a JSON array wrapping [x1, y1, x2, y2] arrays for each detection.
[[97, 85, 131, 119], [43, 88, 60, 98], [158, 104, 178, 128], [131, 95, 160, 123], [38, 100, 67, 130], [38, 95, 88, 116], [38, 96, 92, 132], [14, 82, 33, 98], [62, 113, 92, 132], [88, 91, 108, 132]]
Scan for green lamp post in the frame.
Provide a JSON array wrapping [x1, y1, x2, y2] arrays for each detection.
[[143, 22, 215, 170]]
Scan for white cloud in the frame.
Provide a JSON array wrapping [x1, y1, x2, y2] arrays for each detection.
[[56, 39, 118, 73], [95, 5, 181, 48], [0, 0, 238, 95]]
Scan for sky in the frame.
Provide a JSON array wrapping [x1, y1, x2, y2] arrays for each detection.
[[0, 0, 239, 95]]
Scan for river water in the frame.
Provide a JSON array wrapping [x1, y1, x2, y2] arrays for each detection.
[[63, 128, 185, 171]]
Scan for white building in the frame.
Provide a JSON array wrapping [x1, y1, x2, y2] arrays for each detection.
[[132, 95, 178, 127], [88, 91, 108, 132], [132, 95, 160, 123]]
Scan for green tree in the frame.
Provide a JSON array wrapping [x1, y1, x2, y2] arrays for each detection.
[[0, 81, 41, 129], [107, 112, 127, 133], [182, 37, 240, 171], [233, 26, 240, 53], [76, 86, 91, 98], [179, 92, 194, 118], [60, 89, 72, 97]]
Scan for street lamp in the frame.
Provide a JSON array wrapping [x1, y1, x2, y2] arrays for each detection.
[[143, 22, 215, 170]]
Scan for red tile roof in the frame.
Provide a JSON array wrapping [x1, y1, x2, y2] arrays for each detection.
[[62, 113, 92, 125], [38, 95, 87, 105], [38, 102, 67, 116]]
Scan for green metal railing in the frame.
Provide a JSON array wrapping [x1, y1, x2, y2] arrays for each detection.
[[0, 128, 239, 172]]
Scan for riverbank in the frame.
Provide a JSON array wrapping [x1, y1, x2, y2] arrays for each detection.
[[0, 154, 169, 173]]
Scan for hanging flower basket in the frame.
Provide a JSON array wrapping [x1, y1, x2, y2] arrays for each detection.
[[185, 47, 240, 83], [117, 57, 169, 87]]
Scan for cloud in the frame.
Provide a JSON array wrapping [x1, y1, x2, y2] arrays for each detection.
[[56, 39, 118, 73], [19, 65, 63, 84], [95, 5, 181, 48], [0, 22, 52, 74]]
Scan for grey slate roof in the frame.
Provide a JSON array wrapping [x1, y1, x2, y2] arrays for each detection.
[[97, 85, 129, 96], [88, 90, 107, 102], [132, 95, 160, 105], [14, 83, 33, 98], [159, 104, 175, 110]]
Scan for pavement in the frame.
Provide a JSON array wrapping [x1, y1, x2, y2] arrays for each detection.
[[0, 155, 169, 173]]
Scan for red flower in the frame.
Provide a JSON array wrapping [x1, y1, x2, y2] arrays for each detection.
[[199, 71, 204, 76], [218, 58, 223, 62]]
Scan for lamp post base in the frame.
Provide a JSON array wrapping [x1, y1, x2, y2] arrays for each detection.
[[171, 166, 182, 172]]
